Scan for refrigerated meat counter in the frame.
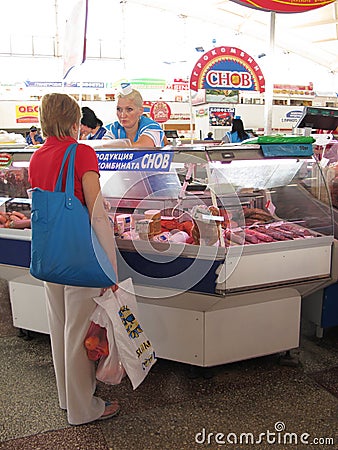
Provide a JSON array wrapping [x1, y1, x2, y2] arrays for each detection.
[[299, 138, 338, 337], [0, 143, 337, 366], [293, 107, 338, 336]]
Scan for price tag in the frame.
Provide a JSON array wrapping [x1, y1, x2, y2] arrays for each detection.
[[265, 200, 276, 215]]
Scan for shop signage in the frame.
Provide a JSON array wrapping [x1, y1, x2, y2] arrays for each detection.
[[24, 81, 104, 89], [130, 78, 166, 89], [206, 89, 239, 103], [15, 104, 39, 124], [209, 107, 235, 126], [274, 83, 313, 91], [280, 110, 303, 124], [96, 151, 174, 172], [150, 101, 171, 123], [190, 46, 265, 93], [231, 0, 335, 13], [0, 153, 12, 167], [261, 144, 313, 157], [143, 101, 153, 114], [166, 79, 189, 91], [169, 113, 191, 121], [273, 82, 315, 96], [110, 78, 166, 90], [195, 108, 208, 118], [191, 90, 207, 106]]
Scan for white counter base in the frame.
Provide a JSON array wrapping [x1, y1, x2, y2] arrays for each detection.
[[8, 274, 49, 334], [7, 273, 301, 367], [136, 286, 301, 367]]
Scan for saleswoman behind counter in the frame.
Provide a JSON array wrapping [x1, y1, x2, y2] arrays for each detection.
[[103, 85, 166, 147]]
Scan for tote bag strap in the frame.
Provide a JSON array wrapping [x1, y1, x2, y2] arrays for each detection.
[[54, 143, 77, 209]]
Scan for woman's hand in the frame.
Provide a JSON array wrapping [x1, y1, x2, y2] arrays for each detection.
[[29, 132, 37, 145]]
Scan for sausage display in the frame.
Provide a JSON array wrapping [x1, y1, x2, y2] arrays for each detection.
[[256, 226, 289, 241], [1, 198, 318, 248], [225, 230, 245, 245], [245, 228, 274, 242], [278, 222, 313, 237], [243, 207, 274, 223], [244, 230, 259, 244], [160, 205, 318, 248], [0, 211, 31, 229]]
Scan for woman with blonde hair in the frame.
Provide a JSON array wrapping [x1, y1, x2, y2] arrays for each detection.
[[104, 86, 165, 147], [29, 93, 119, 425]]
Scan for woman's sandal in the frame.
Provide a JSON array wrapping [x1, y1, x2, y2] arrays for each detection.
[[98, 400, 120, 421]]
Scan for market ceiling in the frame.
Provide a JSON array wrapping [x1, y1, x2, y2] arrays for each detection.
[[232, 0, 335, 13], [132, 0, 338, 73]]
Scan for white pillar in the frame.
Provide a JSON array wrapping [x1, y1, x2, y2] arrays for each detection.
[[263, 12, 276, 135]]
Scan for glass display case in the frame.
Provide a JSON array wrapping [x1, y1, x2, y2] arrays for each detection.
[[1, 143, 337, 365], [289, 107, 338, 337], [300, 137, 338, 336], [312, 139, 338, 210], [93, 144, 335, 297]]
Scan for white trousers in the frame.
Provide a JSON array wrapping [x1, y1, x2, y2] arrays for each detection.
[[44, 282, 105, 425]]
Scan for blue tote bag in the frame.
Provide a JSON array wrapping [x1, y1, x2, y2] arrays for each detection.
[[30, 143, 116, 288]]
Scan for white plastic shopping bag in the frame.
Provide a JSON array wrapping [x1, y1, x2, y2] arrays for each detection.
[[88, 303, 125, 385], [94, 278, 156, 390]]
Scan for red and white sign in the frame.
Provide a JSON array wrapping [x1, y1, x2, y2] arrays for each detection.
[[150, 101, 171, 123], [15, 104, 39, 124], [166, 79, 189, 91], [190, 46, 265, 93], [0, 153, 12, 167], [143, 101, 153, 114], [231, 0, 334, 13]]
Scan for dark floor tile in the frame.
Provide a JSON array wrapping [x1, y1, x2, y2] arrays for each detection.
[[0, 424, 107, 450], [302, 324, 338, 350], [96, 353, 305, 416], [100, 378, 338, 450], [0, 280, 17, 337], [310, 366, 338, 399], [1, 278, 337, 449], [0, 334, 60, 442]]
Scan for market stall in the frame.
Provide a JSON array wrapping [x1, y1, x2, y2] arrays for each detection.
[[292, 106, 338, 336], [0, 143, 337, 365]]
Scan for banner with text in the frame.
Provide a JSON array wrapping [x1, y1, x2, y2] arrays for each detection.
[[190, 47, 265, 93], [96, 151, 174, 172]]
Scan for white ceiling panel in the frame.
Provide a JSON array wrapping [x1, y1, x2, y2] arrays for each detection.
[[0, 0, 337, 90], [130, 0, 338, 71]]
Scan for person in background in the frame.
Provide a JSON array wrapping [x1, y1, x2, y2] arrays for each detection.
[[28, 93, 119, 425], [26, 126, 44, 145], [222, 117, 250, 143], [104, 85, 165, 147], [204, 132, 214, 140], [80, 107, 107, 140]]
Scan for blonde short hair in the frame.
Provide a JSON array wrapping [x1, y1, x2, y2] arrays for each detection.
[[39, 93, 81, 139], [117, 88, 143, 108]]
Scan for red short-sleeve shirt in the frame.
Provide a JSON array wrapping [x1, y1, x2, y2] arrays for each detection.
[[28, 136, 99, 204]]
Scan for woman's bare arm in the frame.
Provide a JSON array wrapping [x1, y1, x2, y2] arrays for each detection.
[[131, 134, 155, 147], [82, 171, 118, 285]]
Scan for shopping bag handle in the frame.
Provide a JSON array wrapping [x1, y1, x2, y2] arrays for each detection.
[[54, 143, 77, 209]]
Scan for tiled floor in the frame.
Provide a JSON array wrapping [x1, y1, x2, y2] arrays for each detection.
[[0, 278, 337, 450]]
